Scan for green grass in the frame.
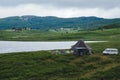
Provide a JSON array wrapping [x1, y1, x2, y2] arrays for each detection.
[[0, 51, 120, 80], [0, 40, 120, 80], [0, 28, 120, 80], [0, 28, 120, 41]]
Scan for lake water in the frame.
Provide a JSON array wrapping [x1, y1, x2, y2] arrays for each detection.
[[0, 41, 106, 54]]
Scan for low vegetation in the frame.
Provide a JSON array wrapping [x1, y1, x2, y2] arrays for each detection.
[[0, 28, 120, 41], [0, 28, 120, 80], [0, 50, 120, 80]]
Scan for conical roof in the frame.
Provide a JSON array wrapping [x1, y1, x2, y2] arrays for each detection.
[[71, 40, 91, 50]]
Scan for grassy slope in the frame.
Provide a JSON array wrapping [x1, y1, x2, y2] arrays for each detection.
[[0, 28, 120, 41], [0, 51, 120, 80], [0, 28, 120, 80]]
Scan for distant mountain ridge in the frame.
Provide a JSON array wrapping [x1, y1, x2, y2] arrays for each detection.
[[0, 15, 120, 30]]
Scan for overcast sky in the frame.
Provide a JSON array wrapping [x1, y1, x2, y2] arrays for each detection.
[[0, 0, 120, 18]]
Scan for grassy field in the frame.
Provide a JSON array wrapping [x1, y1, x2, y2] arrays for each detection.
[[0, 28, 120, 80], [0, 51, 120, 80], [0, 28, 120, 41]]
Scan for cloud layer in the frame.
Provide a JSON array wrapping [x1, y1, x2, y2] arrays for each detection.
[[0, 0, 120, 18], [0, 0, 120, 9]]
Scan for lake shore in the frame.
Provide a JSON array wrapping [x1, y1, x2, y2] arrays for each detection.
[[0, 41, 107, 54]]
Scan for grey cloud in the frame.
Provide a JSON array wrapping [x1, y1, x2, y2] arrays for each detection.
[[0, 0, 120, 9]]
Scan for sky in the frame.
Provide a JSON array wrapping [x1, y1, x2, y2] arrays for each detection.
[[0, 0, 120, 18]]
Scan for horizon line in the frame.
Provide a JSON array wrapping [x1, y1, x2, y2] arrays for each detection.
[[0, 15, 119, 19]]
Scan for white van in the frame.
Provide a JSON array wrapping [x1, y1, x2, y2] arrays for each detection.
[[103, 48, 118, 55]]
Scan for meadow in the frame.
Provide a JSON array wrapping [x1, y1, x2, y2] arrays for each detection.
[[0, 50, 120, 80], [0, 28, 120, 80], [0, 28, 119, 41]]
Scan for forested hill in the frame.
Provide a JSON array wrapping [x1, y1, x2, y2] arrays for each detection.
[[0, 15, 120, 30], [99, 22, 120, 29]]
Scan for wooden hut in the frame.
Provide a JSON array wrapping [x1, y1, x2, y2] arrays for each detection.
[[71, 40, 92, 55]]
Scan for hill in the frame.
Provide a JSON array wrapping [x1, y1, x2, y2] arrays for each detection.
[[0, 15, 120, 30], [98, 22, 120, 29]]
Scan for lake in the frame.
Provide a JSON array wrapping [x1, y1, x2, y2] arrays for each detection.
[[0, 41, 106, 53]]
